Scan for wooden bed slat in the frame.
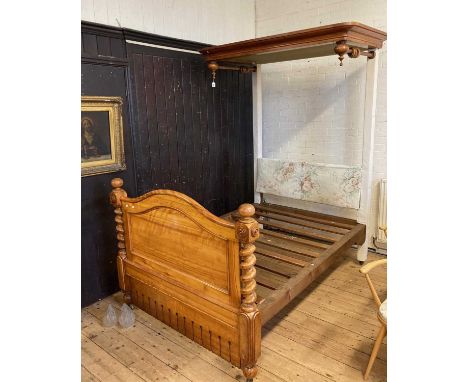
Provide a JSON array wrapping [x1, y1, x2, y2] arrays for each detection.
[[257, 243, 321, 266], [256, 267, 289, 290], [259, 223, 366, 324], [261, 228, 330, 250], [255, 203, 355, 230], [257, 236, 322, 259], [256, 210, 349, 235], [255, 253, 302, 278], [256, 280, 277, 290], [255, 244, 309, 267], [259, 217, 339, 243]]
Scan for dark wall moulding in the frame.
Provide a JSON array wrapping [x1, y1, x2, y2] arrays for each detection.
[[82, 21, 124, 38], [122, 28, 210, 52], [81, 20, 210, 55]]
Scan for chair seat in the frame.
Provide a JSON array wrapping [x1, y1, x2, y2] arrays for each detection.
[[379, 299, 387, 321]]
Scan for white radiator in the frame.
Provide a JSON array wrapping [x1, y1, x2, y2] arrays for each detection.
[[376, 179, 387, 243]]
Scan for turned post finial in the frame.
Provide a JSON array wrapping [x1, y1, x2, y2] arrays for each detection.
[[238, 203, 256, 218], [110, 178, 127, 207], [236, 203, 260, 244], [111, 177, 124, 189]]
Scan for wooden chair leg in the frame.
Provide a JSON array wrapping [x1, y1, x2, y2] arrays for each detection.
[[364, 324, 386, 380]]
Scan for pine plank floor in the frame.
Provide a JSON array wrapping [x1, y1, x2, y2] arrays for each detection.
[[81, 250, 387, 382]]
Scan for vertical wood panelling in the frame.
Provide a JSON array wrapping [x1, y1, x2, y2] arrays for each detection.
[[163, 58, 179, 189], [81, 24, 133, 308], [81, 62, 137, 308], [82, 33, 98, 56], [181, 60, 195, 194], [132, 53, 153, 191], [96, 35, 112, 56], [127, 43, 254, 216], [82, 22, 254, 308], [190, 62, 203, 199], [109, 37, 125, 58], [243, 75, 254, 202]]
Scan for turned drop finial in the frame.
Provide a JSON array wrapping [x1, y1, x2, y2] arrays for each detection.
[[207, 61, 219, 72], [334, 40, 349, 66], [208, 61, 219, 87]]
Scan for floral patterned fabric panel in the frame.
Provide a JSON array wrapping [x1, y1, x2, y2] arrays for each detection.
[[256, 158, 362, 209]]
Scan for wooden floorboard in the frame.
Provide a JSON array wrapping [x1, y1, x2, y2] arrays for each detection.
[[82, 249, 386, 381]]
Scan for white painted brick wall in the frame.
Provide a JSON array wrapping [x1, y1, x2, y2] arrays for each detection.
[[257, 0, 387, 247], [81, 0, 255, 45]]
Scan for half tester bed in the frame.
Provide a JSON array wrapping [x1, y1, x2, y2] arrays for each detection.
[[109, 22, 387, 382]]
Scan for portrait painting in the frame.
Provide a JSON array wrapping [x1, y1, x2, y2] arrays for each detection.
[[81, 96, 126, 176]]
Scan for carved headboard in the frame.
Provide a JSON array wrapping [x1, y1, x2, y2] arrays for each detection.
[[256, 158, 362, 209]]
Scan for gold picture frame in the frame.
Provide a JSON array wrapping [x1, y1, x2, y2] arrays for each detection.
[[81, 96, 126, 176]]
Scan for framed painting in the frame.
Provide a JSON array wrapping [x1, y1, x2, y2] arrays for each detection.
[[81, 96, 126, 176]]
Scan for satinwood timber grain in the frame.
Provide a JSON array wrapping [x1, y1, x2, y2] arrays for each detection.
[[110, 179, 261, 380]]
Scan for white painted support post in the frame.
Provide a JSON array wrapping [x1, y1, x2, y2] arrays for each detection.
[[357, 51, 380, 262], [252, 65, 263, 203]]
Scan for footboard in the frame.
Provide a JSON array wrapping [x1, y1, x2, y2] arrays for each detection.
[[109, 179, 261, 379]]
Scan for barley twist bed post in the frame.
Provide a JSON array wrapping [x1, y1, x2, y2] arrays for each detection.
[[109, 178, 131, 304], [235, 204, 261, 382]]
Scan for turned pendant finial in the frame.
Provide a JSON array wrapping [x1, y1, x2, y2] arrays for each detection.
[[208, 61, 219, 87], [334, 40, 349, 66]]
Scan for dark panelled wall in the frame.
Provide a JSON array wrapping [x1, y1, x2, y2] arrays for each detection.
[[81, 24, 137, 307], [127, 43, 253, 215], [81, 22, 254, 307]]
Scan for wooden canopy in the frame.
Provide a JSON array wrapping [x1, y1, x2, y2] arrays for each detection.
[[200, 22, 387, 67]]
